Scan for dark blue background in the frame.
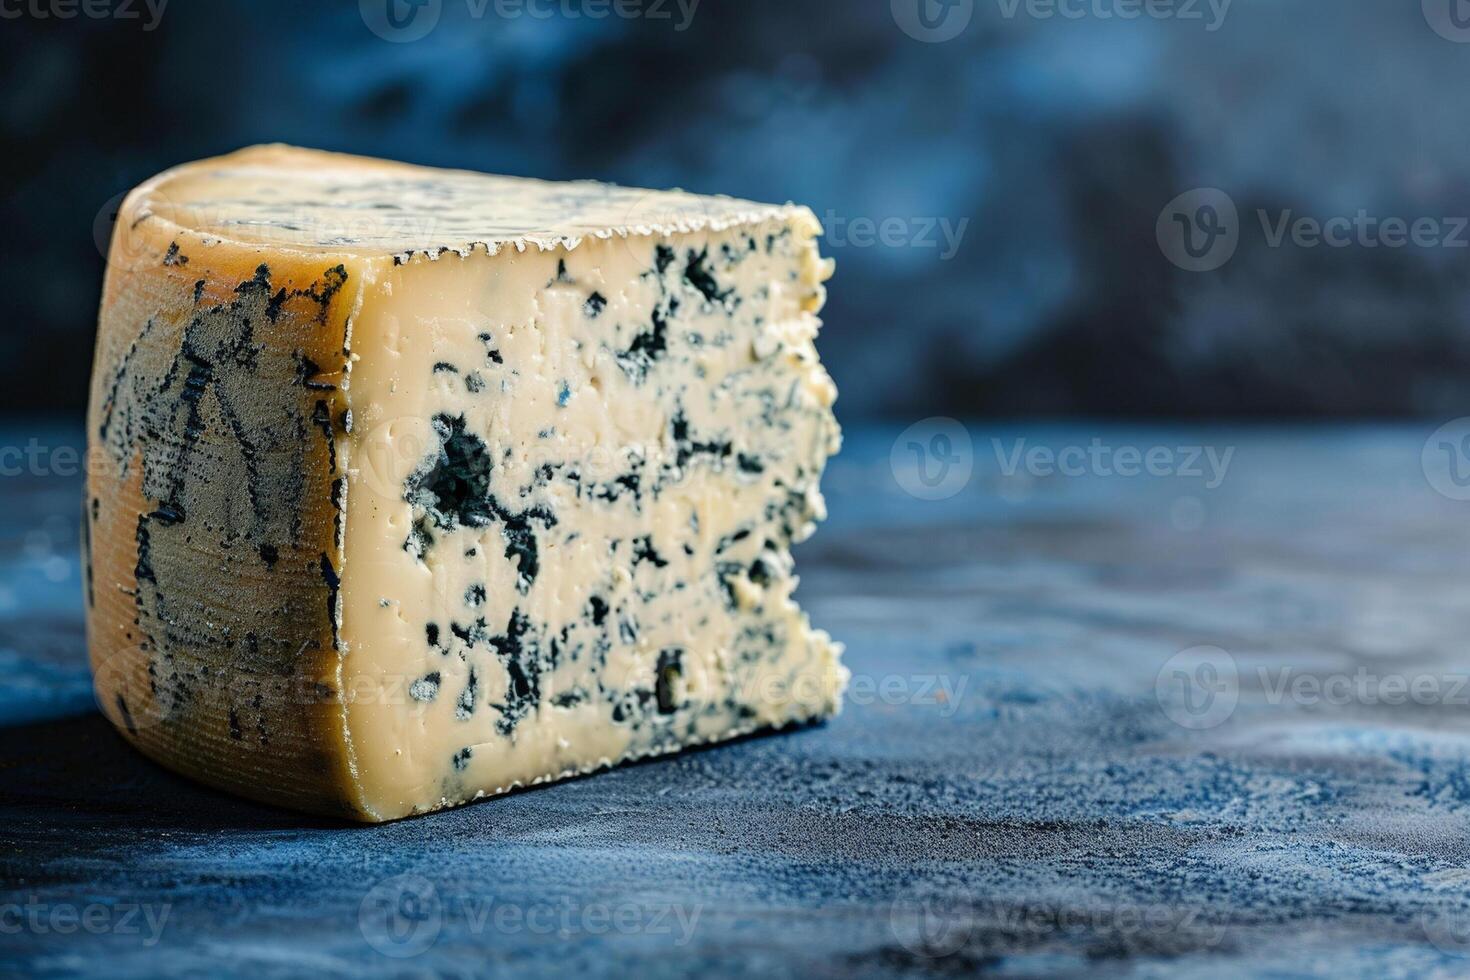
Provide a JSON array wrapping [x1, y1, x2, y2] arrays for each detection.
[[13, 6, 1470, 976], [4, 0, 1470, 419]]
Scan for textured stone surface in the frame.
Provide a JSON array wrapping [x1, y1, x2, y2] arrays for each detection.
[[6, 423, 1470, 977]]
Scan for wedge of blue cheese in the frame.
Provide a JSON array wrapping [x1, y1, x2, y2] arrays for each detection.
[[86, 145, 845, 821]]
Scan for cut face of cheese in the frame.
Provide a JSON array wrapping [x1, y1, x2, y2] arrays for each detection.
[[86, 145, 844, 821]]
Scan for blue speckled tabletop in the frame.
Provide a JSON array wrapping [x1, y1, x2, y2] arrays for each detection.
[[7, 423, 1470, 979]]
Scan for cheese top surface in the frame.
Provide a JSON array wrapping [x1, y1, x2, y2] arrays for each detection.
[[128, 144, 809, 260]]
